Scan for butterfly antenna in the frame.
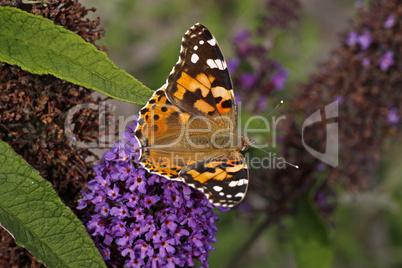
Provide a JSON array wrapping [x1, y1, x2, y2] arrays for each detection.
[[250, 144, 299, 169], [248, 100, 284, 138]]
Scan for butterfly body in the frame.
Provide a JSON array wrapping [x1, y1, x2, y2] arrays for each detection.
[[135, 24, 250, 207]]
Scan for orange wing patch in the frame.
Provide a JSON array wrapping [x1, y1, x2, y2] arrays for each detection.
[[194, 99, 215, 114], [136, 87, 189, 145], [175, 71, 213, 99], [211, 86, 233, 115], [141, 150, 197, 180]]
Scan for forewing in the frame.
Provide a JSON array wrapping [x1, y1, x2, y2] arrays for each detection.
[[165, 23, 237, 130]]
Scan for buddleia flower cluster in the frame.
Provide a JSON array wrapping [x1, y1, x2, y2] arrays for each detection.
[[78, 119, 222, 267], [228, 0, 300, 113], [244, 0, 401, 222]]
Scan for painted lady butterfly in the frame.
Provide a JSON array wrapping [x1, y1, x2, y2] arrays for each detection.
[[135, 23, 252, 207]]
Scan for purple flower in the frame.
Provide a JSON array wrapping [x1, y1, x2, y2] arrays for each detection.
[[357, 30, 372, 50], [92, 191, 106, 206], [100, 203, 110, 217], [271, 68, 288, 90], [121, 130, 132, 141], [78, 117, 221, 267], [141, 194, 160, 209], [241, 73, 257, 89], [103, 150, 116, 161], [135, 239, 154, 258], [354, 1, 364, 9], [379, 51, 394, 71], [166, 255, 183, 268], [145, 229, 167, 243], [316, 164, 325, 172], [388, 108, 399, 124], [121, 246, 135, 259], [125, 258, 144, 268], [190, 233, 204, 250], [87, 215, 105, 236], [334, 95, 344, 104], [116, 231, 134, 246], [227, 57, 240, 73], [346, 31, 358, 46], [315, 191, 327, 208], [131, 207, 145, 221], [142, 215, 157, 233], [384, 14, 396, 28], [361, 57, 370, 68], [124, 192, 139, 208], [110, 205, 129, 219], [99, 245, 111, 261], [106, 184, 121, 200], [148, 255, 164, 268], [130, 223, 145, 237], [157, 238, 176, 258], [96, 175, 110, 188], [172, 228, 190, 243], [162, 214, 179, 232], [128, 169, 148, 193], [234, 29, 250, 43], [104, 234, 113, 245], [111, 220, 127, 236], [77, 190, 93, 209]]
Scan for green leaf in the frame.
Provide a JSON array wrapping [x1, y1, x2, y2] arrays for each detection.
[[0, 140, 106, 268], [292, 177, 334, 268], [0, 6, 153, 105]]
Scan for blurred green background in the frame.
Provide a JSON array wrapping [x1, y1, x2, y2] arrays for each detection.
[[81, 0, 402, 267]]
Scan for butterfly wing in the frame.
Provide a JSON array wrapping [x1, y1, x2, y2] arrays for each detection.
[[135, 24, 249, 207], [135, 86, 195, 180], [179, 151, 248, 207], [165, 23, 237, 130]]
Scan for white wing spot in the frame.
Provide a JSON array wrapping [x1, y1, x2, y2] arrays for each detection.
[[235, 192, 244, 198], [206, 59, 226, 70], [199, 40, 204, 45], [191, 54, 199, 63], [237, 179, 248, 186], [180, 43, 185, 54], [194, 45, 198, 51], [222, 59, 227, 69], [227, 194, 232, 198], [219, 192, 224, 196], [206, 59, 217, 69], [215, 59, 225, 70], [228, 181, 237, 187], [213, 185, 223, 192], [207, 38, 216, 46]]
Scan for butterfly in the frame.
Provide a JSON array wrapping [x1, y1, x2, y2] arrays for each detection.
[[134, 23, 252, 207]]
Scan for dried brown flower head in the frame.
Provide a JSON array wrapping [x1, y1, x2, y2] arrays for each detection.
[[0, 0, 105, 266]]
